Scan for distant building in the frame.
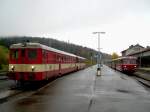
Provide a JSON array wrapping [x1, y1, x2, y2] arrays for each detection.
[[128, 47, 150, 67], [121, 44, 150, 67], [121, 44, 145, 56]]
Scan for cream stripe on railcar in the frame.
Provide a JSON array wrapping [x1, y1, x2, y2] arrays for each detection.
[[59, 63, 76, 69], [9, 64, 59, 72], [9, 63, 80, 72], [76, 63, 85, 68]]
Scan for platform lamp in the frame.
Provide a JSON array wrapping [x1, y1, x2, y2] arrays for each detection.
[[93, 32, 105, 76]]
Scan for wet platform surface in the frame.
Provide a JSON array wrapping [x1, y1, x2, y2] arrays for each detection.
[[0, 65, 150, 112]]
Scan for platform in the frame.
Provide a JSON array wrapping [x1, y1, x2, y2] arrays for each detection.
[[0, 65, 150, 112]]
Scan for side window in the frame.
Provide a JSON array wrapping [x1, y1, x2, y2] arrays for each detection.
[[42, 50, 45, 57], [42, 50, 45, 62], [12, 50, 19, 59], [28, 50, 37, 59], [21, 49, 25, 57]]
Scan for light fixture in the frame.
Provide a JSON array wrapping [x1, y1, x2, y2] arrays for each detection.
[[31, 66, 35, 71], [11, 65, 15, 71]]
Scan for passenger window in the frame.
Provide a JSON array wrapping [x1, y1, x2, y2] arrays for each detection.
[[12, 50, 18, 59], [28, 50, 37, 59], [21, 49, 25, 57]]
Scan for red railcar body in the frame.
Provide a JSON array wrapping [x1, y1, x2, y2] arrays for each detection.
[[8, 43, 86, 82], [110, 57, 137, 73]]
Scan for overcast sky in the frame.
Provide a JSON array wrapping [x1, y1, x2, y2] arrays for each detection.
[[0, 0, 150, 55]]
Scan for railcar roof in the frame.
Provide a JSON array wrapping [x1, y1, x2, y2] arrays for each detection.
[[10, 43, 86, 60], [112, 56, 137, 61]]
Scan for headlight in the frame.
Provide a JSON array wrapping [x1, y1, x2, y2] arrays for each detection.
[[11, 66, 15, 71], [31, 66, 34, 69], [134, 65, 137, 67], [31, 66, 35, 71], [124, 65, 126, 68]]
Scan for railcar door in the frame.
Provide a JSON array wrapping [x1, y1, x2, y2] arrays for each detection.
[[42, 50, 48, 79], [59, 56, 61, 74], [57, 55, 61, 75]]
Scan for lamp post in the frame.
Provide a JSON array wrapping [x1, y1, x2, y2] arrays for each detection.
[[93, 32, 105, 75]]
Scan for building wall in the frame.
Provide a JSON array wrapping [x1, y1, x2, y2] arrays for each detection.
[[122, 44, 144, 56]]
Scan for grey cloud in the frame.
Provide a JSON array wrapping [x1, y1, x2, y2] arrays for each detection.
[[0, 0, 149, 35]]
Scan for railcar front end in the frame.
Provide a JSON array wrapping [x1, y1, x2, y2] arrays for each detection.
[[111, 57, 137, 73], [8, 45, 44, 82]]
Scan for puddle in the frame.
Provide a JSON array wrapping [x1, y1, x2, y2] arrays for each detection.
[[17, 97, 38, 106], [116, 89, 131, 94]]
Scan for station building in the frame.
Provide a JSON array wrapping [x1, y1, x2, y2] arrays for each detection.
[[121, 44, 150, 67]]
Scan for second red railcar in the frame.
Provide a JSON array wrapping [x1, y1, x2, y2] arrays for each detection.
[[110, 56, 137, 73]]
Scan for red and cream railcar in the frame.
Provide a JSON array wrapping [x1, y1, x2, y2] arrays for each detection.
[[111, 56, 137, 73], [8, 43, 86, 82]]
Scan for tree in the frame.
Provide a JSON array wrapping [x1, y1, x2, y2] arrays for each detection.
[[0, 46, 9, 70], [111, 52, 119, 59]]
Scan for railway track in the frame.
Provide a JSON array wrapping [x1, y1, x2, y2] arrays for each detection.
[[132, 71, 150, 88], [0, 89, 26, 104], [0, 78, 57, 104], [0, 71, 8, 80], [0, 71, 7, 75], [118, 70, 150, 88], [133, 75, 150, 88]]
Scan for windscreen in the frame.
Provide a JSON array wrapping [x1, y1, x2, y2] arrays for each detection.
[[28, 49, 37, 59], [11, 49, 19, 59], [123, 59, 136, 64]]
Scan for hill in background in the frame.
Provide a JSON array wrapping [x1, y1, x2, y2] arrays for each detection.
[[0, 36, 111, 65]]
